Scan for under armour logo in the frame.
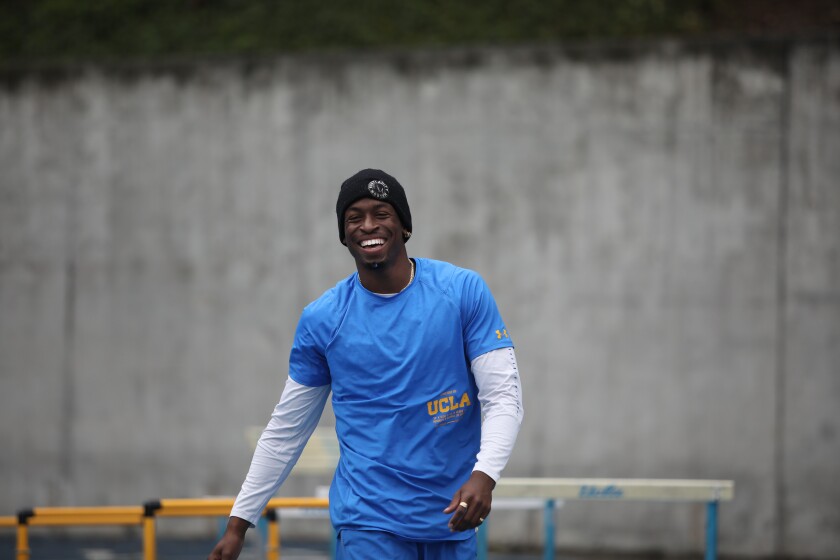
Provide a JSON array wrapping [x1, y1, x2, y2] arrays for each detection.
[[496, 329, 509, 340]]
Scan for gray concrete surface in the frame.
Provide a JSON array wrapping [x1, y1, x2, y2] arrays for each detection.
[[1, 38, 838, 558]]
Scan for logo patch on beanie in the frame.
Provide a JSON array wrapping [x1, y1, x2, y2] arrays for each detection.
[[367, 180, 390, 199]]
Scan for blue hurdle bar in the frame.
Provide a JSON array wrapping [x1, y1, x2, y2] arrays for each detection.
[[477, 498, 722, 560], [705, 501, 718, 560], [476, 499, 557, 560], [543, 499, 555, 560], [477, 515, 489, 558]]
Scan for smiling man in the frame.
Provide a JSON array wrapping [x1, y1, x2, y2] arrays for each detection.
[[209, 169, 524, 560]]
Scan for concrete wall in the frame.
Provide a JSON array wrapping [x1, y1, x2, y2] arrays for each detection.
[[1, 38, 838, 558]]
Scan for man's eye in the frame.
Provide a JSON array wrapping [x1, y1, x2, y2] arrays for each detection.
[[346, 215, 361, 223]]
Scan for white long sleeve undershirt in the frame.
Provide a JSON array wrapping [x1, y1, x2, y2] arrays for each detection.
[[230, 378, 330, 525], [471, 346, 524, 481], [229, 347, 523, 525]]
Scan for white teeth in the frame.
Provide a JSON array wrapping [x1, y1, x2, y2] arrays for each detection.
[[361, 239, 385, 247]]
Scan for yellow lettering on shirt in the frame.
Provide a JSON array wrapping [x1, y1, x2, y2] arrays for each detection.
[[426, 391, 473, 420]]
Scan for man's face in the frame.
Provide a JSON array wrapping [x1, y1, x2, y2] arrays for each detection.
[[343, 198, 405, 270]]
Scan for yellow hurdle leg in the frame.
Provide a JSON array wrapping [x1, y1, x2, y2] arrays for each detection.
[[266, 510, 280, 560], [143, 516, 157, 560], [16, 523, 30, 560]]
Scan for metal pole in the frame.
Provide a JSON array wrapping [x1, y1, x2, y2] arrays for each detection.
[[543, 499, 555, 560], [16, 523, 30, 560], [143, 516, 157, 560], [16, 510, 33, 560], [705, 501, 718, 560], [476, 518, 489, 560], [265, 510, 279, 560]]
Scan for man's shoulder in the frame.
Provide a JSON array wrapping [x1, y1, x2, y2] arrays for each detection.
[[417, 258, 483, 292], [300, 273, 356, 322]]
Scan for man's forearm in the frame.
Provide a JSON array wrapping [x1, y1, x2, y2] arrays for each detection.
[[471, 347, 524, 481], [229, 378, 330, 524], [225, 516, 251, 538]]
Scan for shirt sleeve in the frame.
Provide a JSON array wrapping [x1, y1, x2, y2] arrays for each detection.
[[460, 270, 514, 360], [288, 308, 332, 387], [230, 377, 331, 525], [470, 346, 524, 482]]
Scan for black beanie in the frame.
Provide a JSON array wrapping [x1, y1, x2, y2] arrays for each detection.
[[336, 169, 412, 244]]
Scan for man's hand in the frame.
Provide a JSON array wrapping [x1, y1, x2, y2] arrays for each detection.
[[207, 516, 249, 560], [443, 470, 495, 532]]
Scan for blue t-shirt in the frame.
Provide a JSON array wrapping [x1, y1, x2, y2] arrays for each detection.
[[289, 258, 513, 541]]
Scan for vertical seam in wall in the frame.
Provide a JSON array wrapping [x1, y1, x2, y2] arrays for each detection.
[[60, 259, 76, 480], [773, 44, 792, 558], [60, 164, 79, 495]]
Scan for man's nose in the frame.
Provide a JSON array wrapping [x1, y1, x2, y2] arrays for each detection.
[[361, 214, 377, 230]]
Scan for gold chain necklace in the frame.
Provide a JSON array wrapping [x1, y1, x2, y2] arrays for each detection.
[[400, 258, 415, 292]]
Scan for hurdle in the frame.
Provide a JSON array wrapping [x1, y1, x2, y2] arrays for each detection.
[[478, 478, 734, 560], [13, 506, 146, 560], [7, 480, 731, 559], [142, 497, 329, 560], [8, 498, 329, 560]]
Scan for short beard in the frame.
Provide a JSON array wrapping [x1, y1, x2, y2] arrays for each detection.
[[364, 260, 385, 270]]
